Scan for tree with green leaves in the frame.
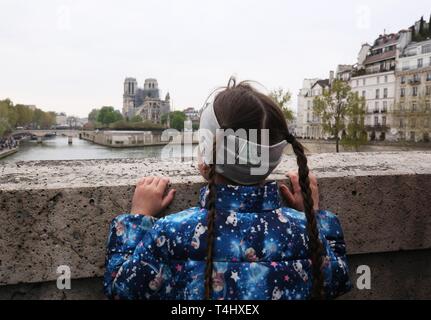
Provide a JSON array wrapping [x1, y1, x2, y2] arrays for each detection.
[[15, 104, 34, 127], [32, 108, 45, 129], [341, 93, 367, 151], [130, 115, 143, 123], [0, 99, 56, 134], [43, 112, 57, 129], [0, 99, 17, 132], [313, 79, 363, 153], [0, 99, 14, 136], [88, 108, 100, 122], [269, 88, 294, 121], [161, 111, 187, 131], [97, 106, 123, 126], [419, 16, 425, 37]]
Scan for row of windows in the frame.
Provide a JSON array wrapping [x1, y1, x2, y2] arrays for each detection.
[[127, 82, 136, 94], [402, 56, 431, 70], [372, 116, 387, 126], [400, 86, 431, 97], [398, 118, 430, 129], [306, 113, 320, 122], [353, 75, 389, 87], [400, 72, 431, 84], [371, 45, 396, 56], [357, 88, 390, 99], [145, 102, 160, 108], [400, 131, 430, 141], [423, 44, 431, 54], [398, 131, 430, 141], [368, 101, 389, 112], [398, 101, 431, 112]]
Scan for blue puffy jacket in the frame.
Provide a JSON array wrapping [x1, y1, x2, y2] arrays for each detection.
[[104, 181, 352, 300]]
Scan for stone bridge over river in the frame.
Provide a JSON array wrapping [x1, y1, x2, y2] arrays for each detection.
[[13, 129, 80, 138]]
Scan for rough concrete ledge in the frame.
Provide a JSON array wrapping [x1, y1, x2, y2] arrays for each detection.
[[0, 151, 431, 299], [2, 151, 431, 190]]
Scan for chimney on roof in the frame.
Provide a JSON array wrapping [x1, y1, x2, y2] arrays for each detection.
[[397, 29, 412, 54]]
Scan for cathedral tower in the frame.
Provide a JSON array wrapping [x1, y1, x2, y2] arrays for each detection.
[[123, 77, 137, 118]]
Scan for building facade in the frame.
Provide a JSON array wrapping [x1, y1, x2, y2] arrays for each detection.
[[122, 78, 171, 124], [394, 35, 431, 142], [55, 112, 68, 127], [183, 107, 200, 128], [297, 15, 431, 142], [297, 72, 337, 139], [350, 34, 398, 141], [296, 78, 320, 139], [183, 107, 199, 120]]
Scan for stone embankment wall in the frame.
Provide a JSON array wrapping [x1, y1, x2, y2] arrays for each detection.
[[80, 130, 198, 148], [0, 151, 430, 299]]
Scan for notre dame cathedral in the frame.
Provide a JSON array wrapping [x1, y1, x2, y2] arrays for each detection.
[[122, 77, 171, 124]]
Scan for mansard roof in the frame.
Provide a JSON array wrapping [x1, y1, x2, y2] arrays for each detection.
[[311, 79, 330, 89]]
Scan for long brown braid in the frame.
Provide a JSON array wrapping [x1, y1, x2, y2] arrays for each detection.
[[288, 136, 326, 299], [203, 78, 325, 300], [204, 141, 217, 299]]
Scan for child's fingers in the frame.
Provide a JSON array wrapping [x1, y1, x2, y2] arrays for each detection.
[[286, 172, 301, 193], [157, 177, 169, 193], [150, 177, 161, 187], [280, 184, 295, 206], [161, 189, 176, 209], [144, 177, 155, 185]]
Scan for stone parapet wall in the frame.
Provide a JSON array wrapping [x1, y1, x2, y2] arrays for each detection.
[[0, 151, 430, 299]]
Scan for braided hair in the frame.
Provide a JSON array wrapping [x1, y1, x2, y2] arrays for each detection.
[[286, 134, 325, 299], [204, 141, 217, 299], [203, 78, 325, 299]]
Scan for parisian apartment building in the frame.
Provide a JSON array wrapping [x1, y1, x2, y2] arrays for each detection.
[[297, 16, 431, 142]]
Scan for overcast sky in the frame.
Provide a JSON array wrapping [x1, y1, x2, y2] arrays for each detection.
[[1, 0, 430, 117]]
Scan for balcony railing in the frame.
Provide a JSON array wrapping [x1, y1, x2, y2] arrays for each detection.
[[392, 107, 431, 114], [398, 61, 431, 71], [408, 78, 421, 85], [352, 65, 395, 78], [306, 120, 321, 124], [367, 109, 388, 114], [365, 124, 389, 131]]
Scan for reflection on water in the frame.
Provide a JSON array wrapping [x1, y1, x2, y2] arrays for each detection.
[[2, 137, 197, 162]]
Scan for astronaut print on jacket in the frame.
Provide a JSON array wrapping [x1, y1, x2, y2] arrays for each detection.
[[104, 181, 352, 300]]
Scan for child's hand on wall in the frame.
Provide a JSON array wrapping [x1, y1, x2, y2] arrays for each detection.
[[131, 177, 176, 216], [279, 171, 319, 212]]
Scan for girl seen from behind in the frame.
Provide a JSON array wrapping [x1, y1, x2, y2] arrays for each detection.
[[104, 78, 352, 300]]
